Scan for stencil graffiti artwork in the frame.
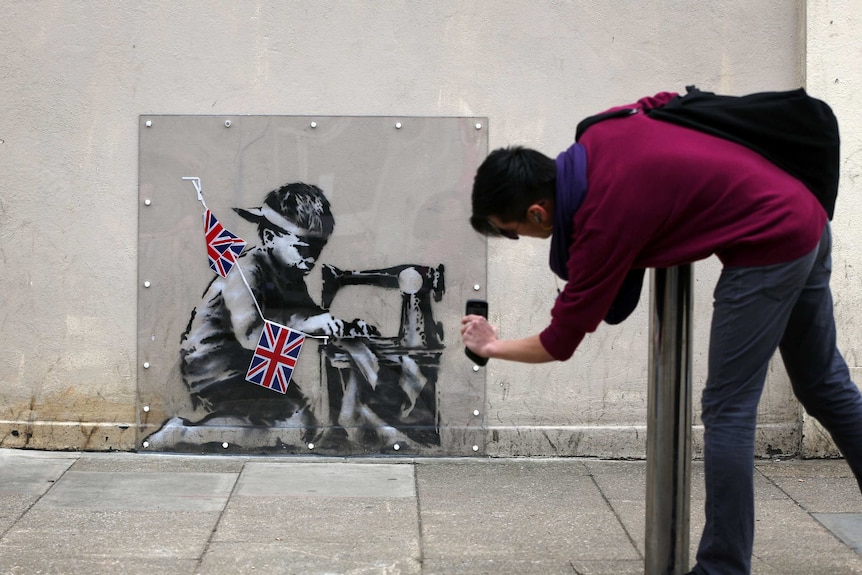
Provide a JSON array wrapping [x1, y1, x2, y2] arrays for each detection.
[[137, 116, 486, 455], [144, 182, 444, 452]]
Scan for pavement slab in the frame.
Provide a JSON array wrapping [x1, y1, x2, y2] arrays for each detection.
[[416, 460, 640, 566], [0, 508, 222, 575], [0, 450, 76, 497], [37, 470, 237, 512], [235, 461, 416, 498], [204, 462, 421, 574], [71, 451, 248, 473], [814, 513, 862, 555]]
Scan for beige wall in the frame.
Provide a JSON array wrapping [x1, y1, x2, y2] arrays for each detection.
[[0, 1, 855, 456], [803, 0, 862, 457]]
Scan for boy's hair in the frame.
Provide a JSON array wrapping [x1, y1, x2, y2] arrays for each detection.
[[470, 146, 556, 236], [236, 182, 335, 241]]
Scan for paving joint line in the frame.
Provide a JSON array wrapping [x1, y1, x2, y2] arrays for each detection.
[[587, 464, 644, 561], [192, 460, 243, 574], [413, 462, 427, 574], [0, 453, 80, 542]]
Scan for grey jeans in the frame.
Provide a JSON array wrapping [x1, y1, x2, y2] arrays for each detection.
[[693, 225, 862, 575]]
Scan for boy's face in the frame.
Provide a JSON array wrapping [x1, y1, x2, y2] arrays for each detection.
[[266, 227, 327, 274]]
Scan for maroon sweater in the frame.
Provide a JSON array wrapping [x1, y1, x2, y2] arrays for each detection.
[[539, 91, 827, 361]]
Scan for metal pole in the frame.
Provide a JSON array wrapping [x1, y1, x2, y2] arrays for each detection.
[[645, 265, 693, 575]]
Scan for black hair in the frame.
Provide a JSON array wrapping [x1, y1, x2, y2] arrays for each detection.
[[264, 183, 334, 237], [470, 146, 556, 236], [232, 182, 336, 242]]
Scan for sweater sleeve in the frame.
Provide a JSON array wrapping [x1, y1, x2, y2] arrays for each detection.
[[539, 218, 645, 361]]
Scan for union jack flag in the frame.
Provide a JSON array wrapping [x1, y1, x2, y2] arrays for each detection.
[[245, 320, 305, 394], [204, 209, 246, 277]]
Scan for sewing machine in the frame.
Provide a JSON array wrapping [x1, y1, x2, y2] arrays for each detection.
[[318, 263, 446, 449]]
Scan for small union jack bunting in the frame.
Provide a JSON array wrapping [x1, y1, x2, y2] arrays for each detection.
[[204, 209, 246, 277], [245, 320, 305, 394]]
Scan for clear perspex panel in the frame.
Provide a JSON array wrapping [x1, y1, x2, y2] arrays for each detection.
[[138, 116, 487, 455]]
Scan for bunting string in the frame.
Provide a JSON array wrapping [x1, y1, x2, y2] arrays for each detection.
[[234, 261, 265, 323]]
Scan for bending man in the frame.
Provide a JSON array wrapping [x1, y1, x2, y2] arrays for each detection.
[[461, 90, 862, 575]]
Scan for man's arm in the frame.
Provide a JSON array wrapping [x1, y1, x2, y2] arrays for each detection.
[[460, 315, 555, 364]]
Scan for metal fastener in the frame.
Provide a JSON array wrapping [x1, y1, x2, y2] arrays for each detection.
[[310, 121, 317, 128], [143, 281, 151, 288], [395, 122, 402, 129], [145, 120, 152, 127], [475, 122, 483, 130], [143, 362, 150, 369], [473, 284, 481, 291], [144, 199, 151, 206], [224, 120, 231, 128]]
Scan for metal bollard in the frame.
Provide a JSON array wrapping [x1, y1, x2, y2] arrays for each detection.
[[645, 266, 693, 575]]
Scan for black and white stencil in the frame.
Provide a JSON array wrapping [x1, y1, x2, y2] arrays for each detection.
[[145, 183, 444, 452]]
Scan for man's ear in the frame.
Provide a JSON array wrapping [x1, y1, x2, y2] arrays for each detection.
[[527, 203, 549, 224], [262, 228, 276, 244]]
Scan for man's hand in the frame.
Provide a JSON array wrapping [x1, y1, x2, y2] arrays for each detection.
[[460, 314, 497, 359], [461, 315, 556, 364]]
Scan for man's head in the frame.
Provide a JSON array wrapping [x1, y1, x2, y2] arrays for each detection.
[[470, 146, 557, 239], [235, 182, 334, 273]]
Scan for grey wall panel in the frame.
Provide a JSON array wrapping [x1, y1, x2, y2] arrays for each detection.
[[138, 116, 487, 455]]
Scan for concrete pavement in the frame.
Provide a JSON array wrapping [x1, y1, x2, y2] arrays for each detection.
[[1, 448, 862, 574]]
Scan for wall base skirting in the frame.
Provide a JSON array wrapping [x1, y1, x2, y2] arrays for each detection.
[[0, 421, 137, 452], [483, 423, 807, 460], [799, 368, 862, 459], [0, 419, 839, 460], [801, 415, 843, 458]]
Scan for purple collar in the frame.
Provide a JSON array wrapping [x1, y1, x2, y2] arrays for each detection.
[[549, 143, 588, 280]]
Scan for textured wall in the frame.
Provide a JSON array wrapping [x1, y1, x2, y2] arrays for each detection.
[[803, 0, 862, 457], [0, 1, 842, 456]]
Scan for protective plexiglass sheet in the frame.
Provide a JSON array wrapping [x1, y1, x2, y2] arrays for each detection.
[[138, 116, 487, 455]]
